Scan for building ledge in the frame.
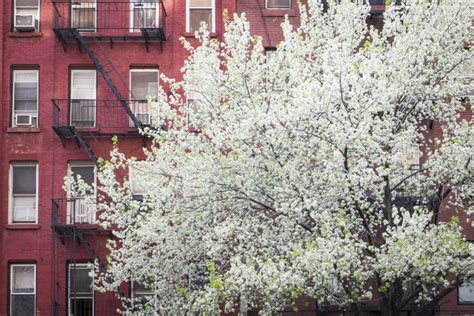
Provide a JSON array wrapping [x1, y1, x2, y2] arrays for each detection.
[[9, 32, 43, 38], [262, 8, 297, 17], [5, 224, 41, 230], [6, 127, 40, 133], [181, 32, 218, 39]]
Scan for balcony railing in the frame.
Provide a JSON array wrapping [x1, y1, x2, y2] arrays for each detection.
[[52, 99, 153, 135], [52, 0, 166, 42], [52, 198, 96, 230]]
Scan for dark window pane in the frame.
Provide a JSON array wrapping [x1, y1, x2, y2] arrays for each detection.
[[11, 295, 35, 316], [69, 266, 93, 294], [70, 166, 95, 187], [70, 298, 93, 316], [267, 0, 291, 8], [13, 166, 36, 194], [189, 9, 212, 32]]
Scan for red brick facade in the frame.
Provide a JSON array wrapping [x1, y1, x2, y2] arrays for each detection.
[[0, 0, 472, 315]]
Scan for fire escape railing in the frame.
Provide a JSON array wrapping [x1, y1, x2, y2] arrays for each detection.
[[52, 0, 166, 52]]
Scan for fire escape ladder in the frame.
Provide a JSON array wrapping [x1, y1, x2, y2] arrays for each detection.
[[75, 230, 106, 272], [71, 128, 99, 165], [70, 30, 142, 129]]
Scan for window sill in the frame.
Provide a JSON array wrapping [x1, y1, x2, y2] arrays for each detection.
[[9, 32, 43, 38], [7, 127, 40, 133], [181, 32, 218, 38], [262, 8, 297, 17], [5, 224, 40, 230]]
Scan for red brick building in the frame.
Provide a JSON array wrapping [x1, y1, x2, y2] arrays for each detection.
[[0, 0, 472, 315]]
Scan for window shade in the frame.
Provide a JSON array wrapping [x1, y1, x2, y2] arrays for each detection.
[[12, 266, 35, 293], [190, 0, 212, 7]]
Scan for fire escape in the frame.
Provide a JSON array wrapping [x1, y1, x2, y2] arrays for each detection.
[[50, 1, 167, 315]]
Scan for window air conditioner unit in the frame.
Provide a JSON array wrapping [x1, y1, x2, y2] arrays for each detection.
[[15, 15, 36, 31], [135, 112, 150, 125], [15, 114, 34, 126]]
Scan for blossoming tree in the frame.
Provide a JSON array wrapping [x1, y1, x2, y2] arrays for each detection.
[[87, 0, 474, 314]]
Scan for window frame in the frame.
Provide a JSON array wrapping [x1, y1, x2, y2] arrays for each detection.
[[10, 263, 37, 316], [67, 262, 95, 316], [129, 68, 159, 127], [265, 0, 291, 9], [458, 281, 474, 305], [13, 0, 41, 32], [67, 162, 97, 224], [186, 0, 216, 33], [129, 163, 149, 196], [71, 0, 97, 32], [129, 1, 160, 32], [70, 69, 97, 128], [11, 69, 39, 128], [9, 162, 38, 224]]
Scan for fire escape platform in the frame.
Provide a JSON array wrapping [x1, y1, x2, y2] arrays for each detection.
[[53, 28, 166, 46]]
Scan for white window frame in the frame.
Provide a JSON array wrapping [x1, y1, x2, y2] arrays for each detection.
[[129, 69, 159, 127], [12, 69, 39, 128], [9, 162, 38, 224], [67, 163, 97, 224], [265, 0, 291, 9], [70, 69, 97, 128], [71, 0, 97, 32], [129, 1, 160, 32], [13, 0, 40, 32], [186, 0, 216, 33], [68, 263, 94, 316], [10, 264, 36, 316], [131, 281, 157, 315]]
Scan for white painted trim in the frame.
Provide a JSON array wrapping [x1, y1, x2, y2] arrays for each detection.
[[8, 162, 38, 224], [13, 0, 40, 31], [186, 0, 215, 32], [12, 69, 39, 128], [10, 264, 37, 316], [68, 263, 94, 316]]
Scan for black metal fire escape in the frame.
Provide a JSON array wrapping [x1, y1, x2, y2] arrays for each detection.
[[51, 0, 167, 165]]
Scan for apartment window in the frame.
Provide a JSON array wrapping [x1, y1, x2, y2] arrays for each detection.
[[13, 0, 39, 32], [187, 0, 215, 32], [68, 163, 96, 224], [131, 281, 156, 315], [12, 70, 38, 128], [129, 163, 149, 196], [266, 0, 291, 9], [70, 70, 96, 128], [459, 282, 474, 304], [10, 163, 38, 223], [68, 263, 94, 316], [131, 0, 160, 31], [265, 48, 277, 62], [10, 264, 36, 316], [129, 69, 159, 127], [71, 0, 96, 31]]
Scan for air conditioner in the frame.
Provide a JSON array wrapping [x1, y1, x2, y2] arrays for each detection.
[[15, 114, 35, 126], [135, 112, 151, 125], [15, 15, 36, 31]]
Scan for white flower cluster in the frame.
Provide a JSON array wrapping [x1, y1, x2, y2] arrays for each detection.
[[79, 0, 474, 314]]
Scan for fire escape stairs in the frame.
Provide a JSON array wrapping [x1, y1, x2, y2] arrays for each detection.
[[70, 29, 142, 129], [75, 229, 106, 272], [71, 127, 99, 165]]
